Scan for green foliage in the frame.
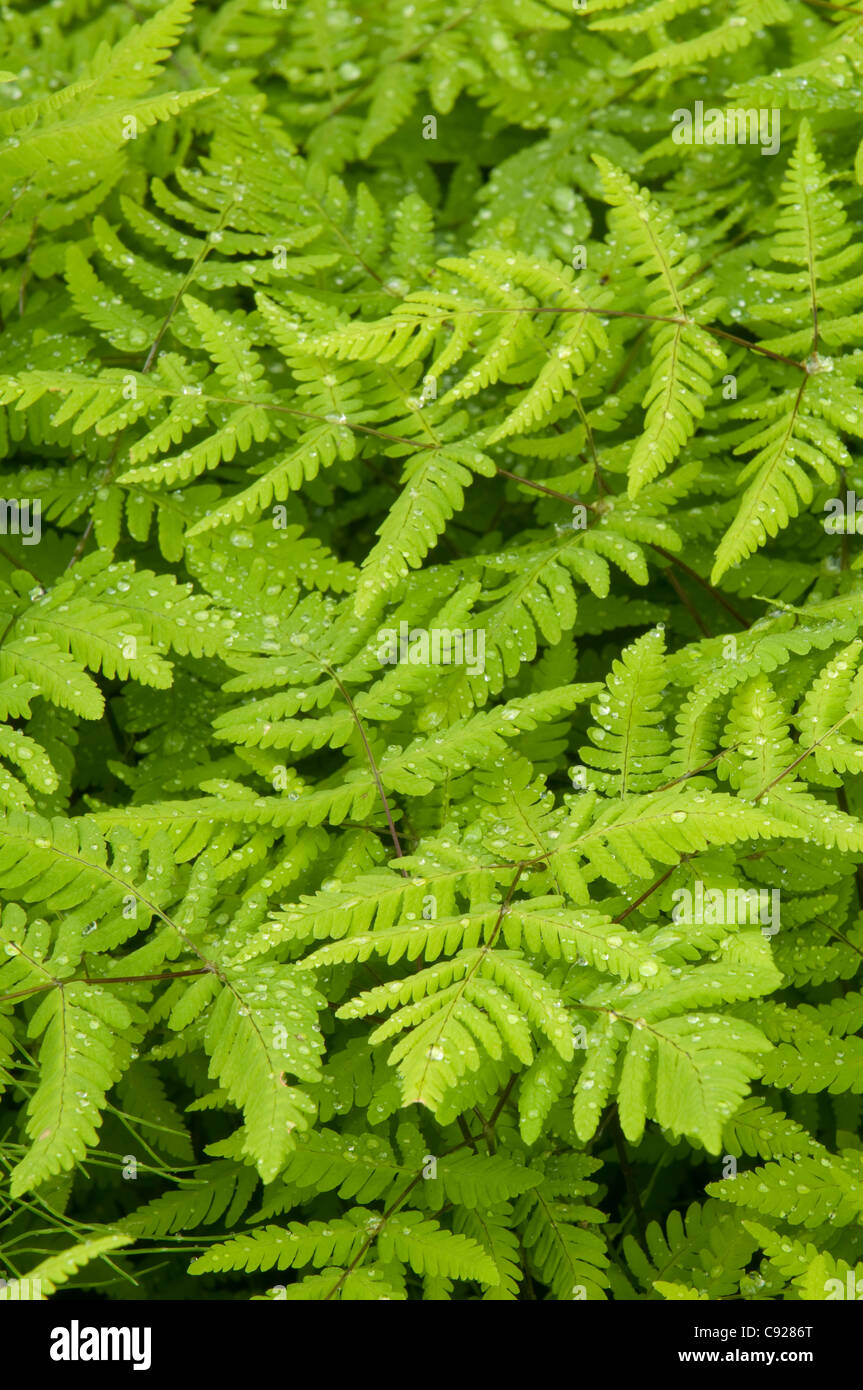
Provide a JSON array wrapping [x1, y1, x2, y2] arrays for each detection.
[[0, 0, 862, 1304]]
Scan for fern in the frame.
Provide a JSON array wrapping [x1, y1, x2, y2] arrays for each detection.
[[1, 0, 863, 1313]]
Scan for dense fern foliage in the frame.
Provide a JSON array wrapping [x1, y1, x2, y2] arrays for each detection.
[[2, 0, 863, 1305]]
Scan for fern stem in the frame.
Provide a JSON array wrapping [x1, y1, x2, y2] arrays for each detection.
[[651, 547, 750, 628], [322, 1171, 424, 1300], [488, 1073, 518, 1128], [614, 859, 689, 922], [320, 1114, 503, 1300], [496, 471, 750, 632], [703, 324, 805, 372], [525, 305, 806, 370], [322, 661, 408, 871], [494, 466, 594, 509], [143, 198, 237, 374], [66, 196, 237, 567], [315, 2, 486, 126], [754, 706, 862, 800], [611, 1106, 648, 1250], [802, 0, 863, 15], [0, 968, 210, 1008], [457, 1116, 480, 1152], [665, 568, 712, 637], [654, 744, 742, 793]]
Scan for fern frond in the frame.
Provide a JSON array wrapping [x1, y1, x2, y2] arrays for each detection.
[[593, 159, 726, 496]]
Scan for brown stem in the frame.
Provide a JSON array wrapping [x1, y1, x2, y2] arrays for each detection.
[[614, 859, 688, 923], [488, 1073, 518, 1128], [495, 467, 596, 510], [653, 744, 740, 794], [665, 569, 712, 638], [702, 324, 805, 371], [0, 967, 210, 1007], [753, 707, 861, 801], [651, 547, 749, 628]]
